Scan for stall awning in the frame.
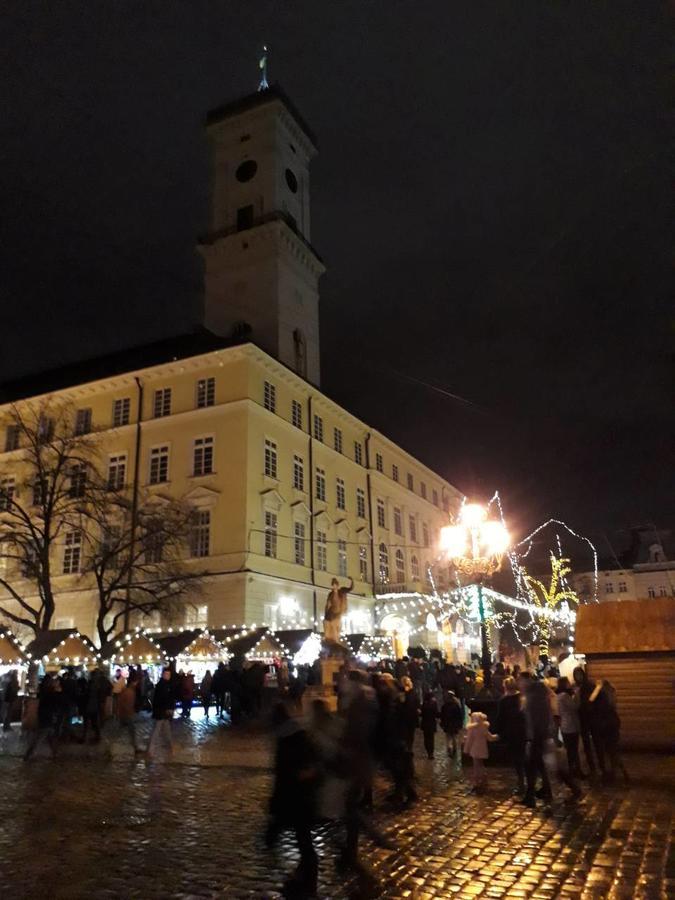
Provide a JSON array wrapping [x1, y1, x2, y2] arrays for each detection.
[[25, 629, 100, 668], [214, 627, 285, 660], [155, 629, 229, 662], [106, 630, 167, 665], [0, 629, 28, 665]]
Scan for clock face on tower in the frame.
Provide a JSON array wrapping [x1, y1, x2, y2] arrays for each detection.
[[236, 160, 257, 182], [285, 168, 298, 193]]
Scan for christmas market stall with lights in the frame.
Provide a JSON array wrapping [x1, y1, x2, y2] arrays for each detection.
[[154, 629, 230, 681], [105, 629, 168, 672], [0, 626, 28, 673], [25, 629, 101, 673]]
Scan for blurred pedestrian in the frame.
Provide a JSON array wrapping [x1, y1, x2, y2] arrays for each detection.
[[573, 666, 605, 778], [212, 661, 227, 717], [497, 676, 527, 794], [117, 671, 140, 753], [593, 679, 629, 783], [180, 672, 194, 718], [200, 669, 212, 718], [420, 690, 439, 759], [23, 674, 59, 760], [3, 669, 19, 731], [556, 676, 583, 778], [147, 667, 175, 760], [463, 710, 498, 793], [440, 690, 464, 758]]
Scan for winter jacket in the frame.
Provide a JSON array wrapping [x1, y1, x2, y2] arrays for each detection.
[[557, 691, 580, 734], [463, 711, 498, 760], [497, 692, 526, 748], [440, 696, 464, 735], [420, 697, 439, 733], [152, 679, 175, 720]]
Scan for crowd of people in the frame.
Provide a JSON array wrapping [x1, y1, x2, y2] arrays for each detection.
[[267, 656, 630, 898]]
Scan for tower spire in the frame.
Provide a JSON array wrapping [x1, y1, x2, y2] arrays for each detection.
[[258, 45, 269, 91]]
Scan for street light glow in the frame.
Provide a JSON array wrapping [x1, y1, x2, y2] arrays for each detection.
[[439, 524, 468, 558], [480, 520, 510, 556], [460, 503, 487, 528]]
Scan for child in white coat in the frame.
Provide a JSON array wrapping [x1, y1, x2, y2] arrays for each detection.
[[463, 711, 499, 793]]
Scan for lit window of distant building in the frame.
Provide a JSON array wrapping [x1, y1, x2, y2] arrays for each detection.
[[338, 539, 348, 576], [411, 555, 420, 579], [264, 511, 277, 558], [196, 377, 215, 408], [313, 415, 324, 442], [333, 427, 343, 454], [605, 582, 614, 594], [378, 543, 389, 582], [356, 488, 366, 519], [149, 446, 170, 484], [153, 388, 172, 418], [375, 453, 383, 473], [377, 499, 386, 528], [336, 477, 346, 510], [294, 522, 306, 566], [420, 482, 427, 500], [264, 381, 276, 413], [291, 399, 303, 429], [315, 467, 326, 502], [392, 465, 399, 482], [354, 442, 363, 465], [618, 581, 627, 593], [393, 507, 402, 536], [107, 454, 126, 491], [359, 546, 368, 581], [407, 472, 414, 491], [113, 397, 131, 427], [409, 516, 418, 543], [193, 436, 214, 476], [317, 530, 327, 571], [264, 439, 278, 479], [293, 455, 305, 491], [63, 531, 82, 574], [74, 408, 92, 436], [4, 425, 20, 452], [190, 511, 211, 558]]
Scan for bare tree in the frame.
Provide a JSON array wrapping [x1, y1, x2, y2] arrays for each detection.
[[0, 402, 102, 637], [81, 489, 204, 657]]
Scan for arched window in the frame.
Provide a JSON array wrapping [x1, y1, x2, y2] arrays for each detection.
[[378, 543, 389, 583], [395, 548, 405, 583], [411, 554, 420, 579], [293, 328, 307, 379]]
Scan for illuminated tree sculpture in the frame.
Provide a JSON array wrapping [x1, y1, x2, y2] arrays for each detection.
[[521, 554, 580, 658]]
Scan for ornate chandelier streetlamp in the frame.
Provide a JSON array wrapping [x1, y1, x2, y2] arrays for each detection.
[[440, 503, 510, 687]]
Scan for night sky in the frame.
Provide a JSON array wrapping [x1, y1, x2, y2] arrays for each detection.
[[1, 2, 672, 552]]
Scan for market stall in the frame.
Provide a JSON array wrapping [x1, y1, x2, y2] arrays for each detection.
[[0, 627, 28, 672], [106, 629, 168, 675], [25, 628, 101, 673], [155, 628, 229, 682]]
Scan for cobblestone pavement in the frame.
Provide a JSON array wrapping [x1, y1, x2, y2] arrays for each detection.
[[0, 716, 672, 899]]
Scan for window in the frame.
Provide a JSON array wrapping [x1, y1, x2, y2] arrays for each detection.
[[333, 427, 343, 453], [144, 529, 164, 564], [605, 582, 614, 595], [392, 464, 399, 482], [264, 511, 277, 558], [149, 445, 169, 484], [74, 408, 92, 436], [264, 439, 278, 479], [395, 549, 405, 583], [193, 436, 214, 476], [63, 531, 82, 574], [313, 414, 324, 442], [618, 581, 627, 593], [409, 516, 418, 543], [291, 399, 303, 429], [393, 507, 402, 536], [4, 425, 19, 452], [336, 477, 346, 510], [190, 511, 211, 558], [411, 555, 420, 579], [359, 546, 368, 581], [378, 543, 389, 582], [659, 586, 668, 597], [107, 454, 126, 491], [294, 522, 306, 565], [101, 524, 122, 569], [647, 586, 656, 599], [338, 539, 348, 577], [354, 441, 363, 466], [69, 465, 87, 499], [315, 467, 326, 502], [0, 478, 15, 511], [442, 496, 450, 513], [377, 499, 386, 529], [422, 522, 430, 547], [38, 415, 54, 443], [375, 453, 383, 473], [196, 377, 215, 408], [432, 489, 439, 507], [153, 388, 172, 418], [113, 397, 131, 428], [32, 478, 45, 507], [420, 482, 427, 500], [316, 530, 327, 571], [293, 455, 305, 491], [20, 546, 38, 578], [407, 472, 414, 491], [263, 381, 276, 413], [356, 488, 366, 519], [293, 328, 307, 378]]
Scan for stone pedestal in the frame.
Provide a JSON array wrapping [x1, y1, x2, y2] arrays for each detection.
[[301, 656, 342, 714]]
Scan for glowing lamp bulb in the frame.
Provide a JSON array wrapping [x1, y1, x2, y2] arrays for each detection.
[[440, 525, 468, 558], [480, 520, 510, 556], [460, 503, 487, 528]]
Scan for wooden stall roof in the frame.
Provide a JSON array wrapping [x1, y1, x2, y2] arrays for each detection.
[[0, 629, 27, 665], [213, 626, 286, 658], [272, 629, 314, 656], [25, 629, 100, 665], [106, 631, 167, 663], [155, 629, 228, 661], [576, 597, 675, 654]]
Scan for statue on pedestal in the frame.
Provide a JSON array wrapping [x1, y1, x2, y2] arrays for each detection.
[[323, 576, 353, 648]]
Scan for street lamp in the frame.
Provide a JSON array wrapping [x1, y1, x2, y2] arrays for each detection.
[[440, 503, 510, 688]]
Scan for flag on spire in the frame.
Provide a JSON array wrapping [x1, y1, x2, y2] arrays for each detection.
[[258, 45, 269, 91]]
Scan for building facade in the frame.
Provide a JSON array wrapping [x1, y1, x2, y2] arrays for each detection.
[[0, 86, 463, 645]]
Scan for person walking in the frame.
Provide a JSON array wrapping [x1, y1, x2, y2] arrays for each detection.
[[497, 676, 527, 794], [147, 667, 175, 760], [556, 676, 583, 778], [3, 669, 19, 731], [463, 711, 498, 793], [593, 679, 630, 783], [573, 666, 605, 778], [117, 671, 140, 753], [266, 703, 320, 898], [200, 669, 213, 718], [521, 673, 554, 806], [440, 690, 464, 758], [420, 691, 439, 759], [111, 667, 126, 718], [81, 668, 111, 744], [180, 672, 194, 719], [211, 662, 226, 717], [23, 674, 59, 760]]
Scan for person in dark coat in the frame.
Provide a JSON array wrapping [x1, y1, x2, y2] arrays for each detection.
[[23, 674, 59, 760], [391, 678, 419, 807], [592, 679, 629, 783], [266, 703, 320, 898], [573, 666, 606, 777], [440, 690, 464, 758], [147, 667, 175, 760], [3, 669, 19, 730], [211, 662, 227, 717], [497, 676, 527, 793], [420, 691, 439, 759]]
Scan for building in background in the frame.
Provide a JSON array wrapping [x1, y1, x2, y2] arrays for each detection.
[[0, 86, 463, 643], [574, 527, 675, 603]]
